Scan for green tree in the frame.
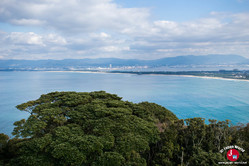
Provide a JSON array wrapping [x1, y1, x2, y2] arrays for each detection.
[[3, 91, 177, 165], [1, 91, 248, 165], [0, 133, 9, 165]]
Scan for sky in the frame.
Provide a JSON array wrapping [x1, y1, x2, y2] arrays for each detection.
[[0, 0, 249, 60]]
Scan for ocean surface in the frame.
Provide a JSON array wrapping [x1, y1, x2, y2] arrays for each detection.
[[0, 71, 249, 136]]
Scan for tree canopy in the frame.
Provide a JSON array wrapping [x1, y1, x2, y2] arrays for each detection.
[[1, 91, 177, 165], [0, 91, 248, 165]]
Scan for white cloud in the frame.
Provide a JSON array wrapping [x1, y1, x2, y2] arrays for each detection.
[[4, 32, 67, 46], [7, 32, 44, 45], [129, 12, 249, 42], [122, 12, 249, 59], [0, 0, 149, 34], [101, 46, 130, 52], [45, 34, 67, 45], [11, 19, 45, 26], [0, 0, 249, 59], [0, 32, 70, 59], [90, 32, 111, 40]]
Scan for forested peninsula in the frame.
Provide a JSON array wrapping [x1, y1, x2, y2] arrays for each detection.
[[0, 91, 248, 165]]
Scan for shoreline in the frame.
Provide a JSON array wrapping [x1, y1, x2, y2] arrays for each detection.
[[171, 75, 249, 82], [45, 70, 249, 82], [137, 73, 249, 82]]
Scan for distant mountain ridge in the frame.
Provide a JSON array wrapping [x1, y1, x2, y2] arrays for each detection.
[[0, 54, 248, 70]]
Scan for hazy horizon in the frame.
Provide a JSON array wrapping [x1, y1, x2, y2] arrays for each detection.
[[0, 54, 248, 61]]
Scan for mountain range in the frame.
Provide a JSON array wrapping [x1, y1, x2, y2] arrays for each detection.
[[0, 54, 248, 70]]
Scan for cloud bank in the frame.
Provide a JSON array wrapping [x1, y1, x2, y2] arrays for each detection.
[[0, 0, 249, 59]]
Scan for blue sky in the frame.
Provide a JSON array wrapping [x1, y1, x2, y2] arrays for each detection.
[[117, 0, 249, 21], [0, 0, 249, 60]]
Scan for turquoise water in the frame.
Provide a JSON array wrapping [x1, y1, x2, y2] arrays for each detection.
[[1, 71, 249, 136]]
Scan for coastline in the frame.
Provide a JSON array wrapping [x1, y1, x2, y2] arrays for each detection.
[[172, 75, 249, 82], [135, 73, 249, 82], [46, 70, 249, 82]]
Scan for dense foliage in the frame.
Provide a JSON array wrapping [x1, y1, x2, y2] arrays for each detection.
[[0, 91, 248, 165]]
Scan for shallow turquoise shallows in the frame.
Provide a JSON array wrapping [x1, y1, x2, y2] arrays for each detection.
[[1, 71, 249, 136]]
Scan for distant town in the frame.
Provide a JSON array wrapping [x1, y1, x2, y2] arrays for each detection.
[[1, 54, 249, 80]]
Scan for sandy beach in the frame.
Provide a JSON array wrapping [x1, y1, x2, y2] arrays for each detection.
[[46, 70, 249, 82], [174, 75, 249, 82]]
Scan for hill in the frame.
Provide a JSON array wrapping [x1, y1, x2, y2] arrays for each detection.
[[0, 54, 248, 70]]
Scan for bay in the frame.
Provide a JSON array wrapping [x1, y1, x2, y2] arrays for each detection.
[[0, 71, 249, 136]]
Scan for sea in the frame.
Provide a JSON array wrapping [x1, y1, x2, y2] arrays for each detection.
[[0, 71, 249, 136]]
